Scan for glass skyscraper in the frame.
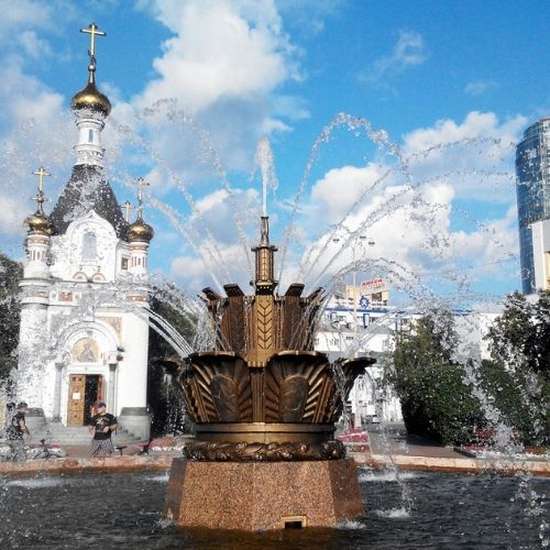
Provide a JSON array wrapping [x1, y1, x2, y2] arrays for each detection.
[[516, 118, 550, 294]]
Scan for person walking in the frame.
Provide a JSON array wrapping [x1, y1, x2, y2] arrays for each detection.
[[89, 401, 117, 457], [6, 402, 30, 461]]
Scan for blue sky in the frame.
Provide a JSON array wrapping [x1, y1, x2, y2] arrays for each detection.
[[1, 0, 548, 305]]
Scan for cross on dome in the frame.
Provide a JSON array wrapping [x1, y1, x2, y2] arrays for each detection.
[[122, 201, 133, 223], [80, 22, 106, 59], [32, 166, 50, 213], [33, 166, 50, 194], [127, 177, 154, 243], [136, 177, 150, 216]]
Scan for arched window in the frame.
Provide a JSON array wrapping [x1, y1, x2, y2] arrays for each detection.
[[82, 231, 98, 262]]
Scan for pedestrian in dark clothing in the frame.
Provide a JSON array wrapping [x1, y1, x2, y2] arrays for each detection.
[[4, 402, 15, 435], [89, 401, 117, 457], [6, 402, 30, 461]]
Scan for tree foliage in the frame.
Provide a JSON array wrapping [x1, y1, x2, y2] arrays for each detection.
[[0, 253, 22, 382], [389, 311, 484, 445], [482, 291, 550, 445]]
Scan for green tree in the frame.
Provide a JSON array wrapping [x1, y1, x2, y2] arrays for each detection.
[[482, 291, 550, 445], [389, 311, 484, 445], [0, 253, 23, 382]]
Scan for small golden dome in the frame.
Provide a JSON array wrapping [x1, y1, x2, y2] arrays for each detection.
[[24, 211, 53, 235], [128, 218, 154, 243], [71, 82, 111, 116]]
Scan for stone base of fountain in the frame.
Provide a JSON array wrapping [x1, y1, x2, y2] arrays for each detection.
[[164, 457, 364, 530]]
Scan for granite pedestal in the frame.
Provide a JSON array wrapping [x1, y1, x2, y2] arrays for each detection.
[[164, 457, 364, 531]]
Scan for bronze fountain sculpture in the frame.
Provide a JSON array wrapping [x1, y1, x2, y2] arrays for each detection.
[[164, 215, 374, 530]]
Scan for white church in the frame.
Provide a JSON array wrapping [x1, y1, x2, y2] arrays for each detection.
[[17, 24, 154, 441]]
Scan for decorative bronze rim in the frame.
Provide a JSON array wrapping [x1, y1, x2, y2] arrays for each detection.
[[195, 422, 335, 445], [183, 439, 346, 462]]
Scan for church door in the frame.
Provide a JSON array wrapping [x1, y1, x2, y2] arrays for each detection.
[[84, 375, 104, 425], [67, 374, 86, 426], [67, 374, 105, 426]]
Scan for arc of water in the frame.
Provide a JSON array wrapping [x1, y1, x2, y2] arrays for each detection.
[[277, 113, 412, 284], [299, 164, 514, 285], [290, 122, 515, 286], [139, 190, 226, 294], [118, 158, 233, 285], [133, 103, 255, 278], [110, 109, 253, 283]]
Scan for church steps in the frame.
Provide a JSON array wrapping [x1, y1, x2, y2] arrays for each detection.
[[31, 424, 144, 446]]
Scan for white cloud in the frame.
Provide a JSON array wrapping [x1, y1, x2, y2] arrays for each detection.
[[276, 0, 347, 35], [0, 58, 72, 238], [450, 206, 518, 272], [311, 164, 388, 224], [465, 80, 498, 96], [360, 30, 427, 87], [402, 111, 525, 202], [136, 1, 298, 113], [0, 0, 53, 40], [119, 0, 305, 177], [18, 30, 53, 59], [170, 241, 251, 291], [295, 111, 522, 295]]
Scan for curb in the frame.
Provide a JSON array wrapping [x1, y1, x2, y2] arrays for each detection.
[[351, 452, 550, 477]]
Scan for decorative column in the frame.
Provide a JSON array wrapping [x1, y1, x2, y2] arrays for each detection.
[[127, 178, 154, 279], [119, 177, 155, 439], [108, 362, 118, 414], [23, 167, 52, 279], [17, 167, 54, 428], [52, 362, 64, 421]]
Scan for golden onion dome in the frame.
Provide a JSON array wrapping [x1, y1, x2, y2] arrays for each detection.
[[127, 217, 154, 243], [24, 211, 53, 235], [71, 81, 111, 116]]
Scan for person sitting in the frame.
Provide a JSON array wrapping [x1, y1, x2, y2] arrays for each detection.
[[89, 401, 118, 458], [6, 402, 30, 461]]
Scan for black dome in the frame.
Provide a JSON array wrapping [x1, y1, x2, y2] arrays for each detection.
[[50, 165, 128, 239]]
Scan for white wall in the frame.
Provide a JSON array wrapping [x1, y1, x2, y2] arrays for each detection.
[[531, 219, 550, 291], [116, 312, 149, 415]]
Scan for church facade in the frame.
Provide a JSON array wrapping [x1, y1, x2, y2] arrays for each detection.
[[17, 25, 154, 440]]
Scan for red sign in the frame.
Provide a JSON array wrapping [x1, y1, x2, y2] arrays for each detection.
[[361, 278, 387, 293]]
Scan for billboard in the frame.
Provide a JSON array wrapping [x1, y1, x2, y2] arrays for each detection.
[[360, 278, 388, 293]]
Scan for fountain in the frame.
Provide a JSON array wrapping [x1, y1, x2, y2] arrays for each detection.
[[162, 213, 375, 530], [2, 17, 550, 548]]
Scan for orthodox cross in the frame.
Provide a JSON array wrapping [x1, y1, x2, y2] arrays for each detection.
[[80, 22, 106, 59], [32, 166, 50, 212], [136, 177, 150, 217], [122, 201, 133, 223]]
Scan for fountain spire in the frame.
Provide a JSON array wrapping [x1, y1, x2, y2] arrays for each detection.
[[252, 215, 278, 295]]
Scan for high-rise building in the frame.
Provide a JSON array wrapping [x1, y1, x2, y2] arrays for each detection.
[[516, 118, 550, 294]]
